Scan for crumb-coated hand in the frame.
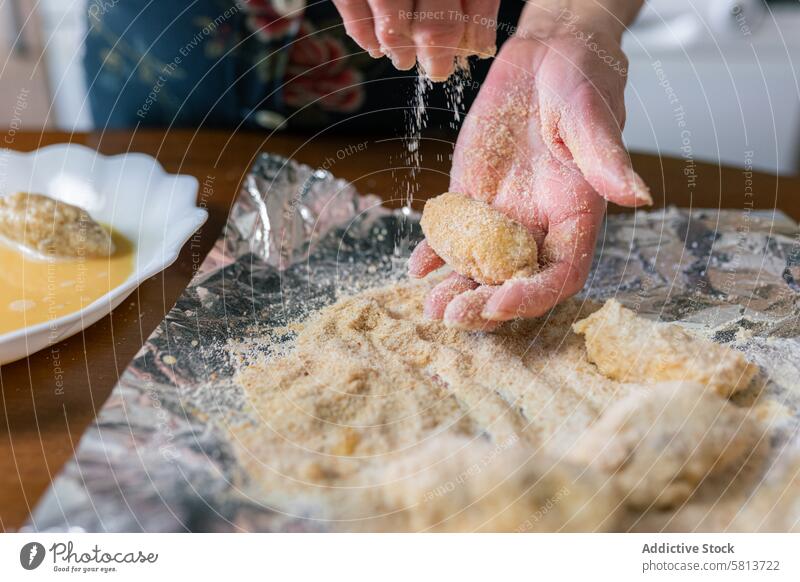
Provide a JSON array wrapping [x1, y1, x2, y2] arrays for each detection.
[[409, 33, 651, 329]]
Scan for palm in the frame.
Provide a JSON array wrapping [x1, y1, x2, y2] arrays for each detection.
[[410, 35, 649, 329]]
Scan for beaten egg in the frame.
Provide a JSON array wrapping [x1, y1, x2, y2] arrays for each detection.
[[0, 231, 134, 336]]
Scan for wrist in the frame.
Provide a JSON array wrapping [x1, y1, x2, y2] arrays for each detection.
[[516, 1, 642, 44]]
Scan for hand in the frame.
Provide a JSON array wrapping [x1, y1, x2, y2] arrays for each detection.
[[332, 0, 500, 80], [408, 33, 651, 330]]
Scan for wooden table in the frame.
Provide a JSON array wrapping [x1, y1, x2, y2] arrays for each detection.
[[1, 129, 798, 531]]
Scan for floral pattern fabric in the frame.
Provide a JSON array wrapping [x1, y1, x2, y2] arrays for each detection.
[[84, 0, 521, 131]]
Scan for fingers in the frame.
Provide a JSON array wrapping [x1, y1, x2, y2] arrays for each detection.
[[481, 264, 582, 321], [408, 239, 445, 278], [461, 0, 500, 58], [334, 0, 499, 73], [443, 286, 502, 331], [419, 210, 599, 328], [336, 0, 496, 75], [368, 0, 416, 70], [424, 273, 478, 319], [547, 89, 652, 207], [482, 211, 601, 320], [332, 0, 382, 57], [412, 0, 465, 81]]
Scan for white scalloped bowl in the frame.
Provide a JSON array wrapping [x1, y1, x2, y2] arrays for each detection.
[[0, 143, 208, 365]]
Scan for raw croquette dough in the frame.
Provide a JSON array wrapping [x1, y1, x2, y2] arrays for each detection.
[[571, 381, 767, 509], [573, 299, 758, 397], [420, 192, 538, 285]]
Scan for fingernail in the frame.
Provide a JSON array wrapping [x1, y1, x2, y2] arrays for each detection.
[[476, 44, 497, 59], [632, 175, 653, 205], [408, 265, 425, 279], [423, 301, 439, 320], [481, 306, 515, 321], [389, 47, 416, 71], [419, 55, 455, 82], [462, 37, 497, 59], [480, 293, 508, 319], [443, 317, 479, 331], [368, 48, 383, 59], [480, 287, 511, 320]]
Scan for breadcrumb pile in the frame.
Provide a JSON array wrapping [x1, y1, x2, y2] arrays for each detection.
[[230, 282, 790, 532]]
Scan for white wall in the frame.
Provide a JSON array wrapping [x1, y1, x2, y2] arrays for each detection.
[[39, 0, 92, 132], [623, 0, 800, 174]]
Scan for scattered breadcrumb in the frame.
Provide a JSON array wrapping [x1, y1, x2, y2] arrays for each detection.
[[231, 282, 631, 530], [230, 285, 780, 530], [376, 435, 613, 532]]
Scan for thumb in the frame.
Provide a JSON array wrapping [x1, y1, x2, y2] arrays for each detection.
[[546, 89, 652, 208]]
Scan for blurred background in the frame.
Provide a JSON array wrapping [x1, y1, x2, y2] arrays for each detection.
[[1, 0, 799, 174]]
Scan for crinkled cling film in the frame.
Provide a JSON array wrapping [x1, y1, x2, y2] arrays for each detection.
[[25, 154, 800, 532]]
